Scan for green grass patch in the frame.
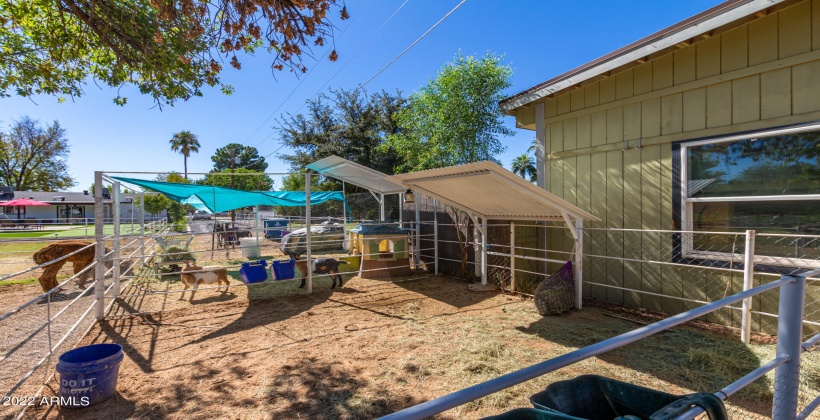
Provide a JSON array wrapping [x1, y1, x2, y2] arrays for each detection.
[[0, 241, 49, 254], [0, 277, 39, 287], [0, 231, 55, 239]]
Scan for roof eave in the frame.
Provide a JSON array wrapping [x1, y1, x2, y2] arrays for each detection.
[[499, 0, 783, 113]]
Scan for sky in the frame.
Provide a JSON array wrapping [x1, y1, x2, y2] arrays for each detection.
[[0, 0, 723, 191]]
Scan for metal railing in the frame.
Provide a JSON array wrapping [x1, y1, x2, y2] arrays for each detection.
[[380, 269, 819, 420]]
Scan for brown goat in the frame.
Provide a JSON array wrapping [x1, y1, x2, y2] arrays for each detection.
[[179, 260, 231, 301], [32, 241, 111, 292]]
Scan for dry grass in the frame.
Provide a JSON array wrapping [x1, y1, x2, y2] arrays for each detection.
[[25, 271, 801, 420]]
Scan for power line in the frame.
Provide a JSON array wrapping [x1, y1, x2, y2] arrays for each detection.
[[241, 0, 374, 148], [361, 0, 467, 87]]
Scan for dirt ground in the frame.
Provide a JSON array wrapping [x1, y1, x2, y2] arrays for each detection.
[[21, 272, 783, 420]]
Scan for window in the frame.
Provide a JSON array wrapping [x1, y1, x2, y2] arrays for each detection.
[[680, 126, 820, 265]]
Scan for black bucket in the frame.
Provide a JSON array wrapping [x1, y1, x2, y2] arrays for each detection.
[[529, 375, 681, 419], [481, 407, 582, 420]]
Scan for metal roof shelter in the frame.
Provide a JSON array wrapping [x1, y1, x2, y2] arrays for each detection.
[[306, 155, 407, 220], [388, 161, 600, 308]]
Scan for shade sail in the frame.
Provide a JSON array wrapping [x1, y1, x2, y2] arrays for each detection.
[[112, 177, 346, 213], [386, 161, 600, 222], [306, 155, 406, 194]]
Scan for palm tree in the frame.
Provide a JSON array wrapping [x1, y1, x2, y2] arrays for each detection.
[[511, 154, 537, 182], [169, 131, 201, 180]]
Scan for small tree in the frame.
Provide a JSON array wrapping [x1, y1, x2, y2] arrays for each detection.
[[511, 154, 537, 182], [211, 144, 268, 172], [143, 194, 171, 218], [386, 53, 513, 172], [198, 168, 274, 191]]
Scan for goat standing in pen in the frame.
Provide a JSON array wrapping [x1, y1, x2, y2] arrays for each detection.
[[179, 260, 231, 301]]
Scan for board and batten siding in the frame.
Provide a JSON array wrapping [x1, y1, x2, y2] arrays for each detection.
[[516, 0, 820, 333]]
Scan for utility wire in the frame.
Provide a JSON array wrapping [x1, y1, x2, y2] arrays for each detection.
[[241, 0, 374, 148], [360, 0, 467, 87]]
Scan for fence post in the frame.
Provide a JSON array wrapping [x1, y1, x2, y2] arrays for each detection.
[[305, 172, 312, 294], [140, 192, 145, 266], [433, 199, 439, 275], [772, 274, 806, 420], [415, 200, 421, 269], [741, 229, 756, 344], [112, 181, 121, 298], [510, 221, 516, 292], [94, 171, 106, 320]]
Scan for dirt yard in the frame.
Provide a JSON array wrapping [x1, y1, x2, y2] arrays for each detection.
[[23, 273, 784, 420]]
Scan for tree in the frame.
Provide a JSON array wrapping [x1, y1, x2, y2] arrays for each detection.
[[277, 88, 406, 178], [198, 168, 274, 191], [511, 154, 537, 182], [169, 131, 201, 180], [280, 170, 330, 191], [0, 0, 349, 106], [143, 193, 171, 218], [0, 117, 75, 191], [385, 53, 513, 171], [211, 144, 268, 172], [155, 172, 190, 184]]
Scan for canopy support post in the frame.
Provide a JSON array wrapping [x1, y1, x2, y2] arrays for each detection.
[[481, 217, 488, 286], [94, 171, 105, 320], [139, 192, 145, 266], [433, 199, 439, 275], [380, 193, 385, 221], [414, 200, 421, 268], [305, 173, 312, 294], [561, 211, 582, 310]]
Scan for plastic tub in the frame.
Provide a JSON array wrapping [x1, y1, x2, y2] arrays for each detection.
[[263, 218, 289, 239], [240, 237, 262, 259], [481, 408, 579, 419], [240, 260, 268, 283], [529, 375, 680, 419], [340, 255, 361, 273], [272, 260, 296, 280], [56, 343, 124, 407]]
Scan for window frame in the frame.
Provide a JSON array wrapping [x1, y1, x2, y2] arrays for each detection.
[[678, 123, 820, 268]]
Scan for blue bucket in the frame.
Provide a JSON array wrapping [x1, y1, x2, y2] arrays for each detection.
[[56, 343, 124, 407]]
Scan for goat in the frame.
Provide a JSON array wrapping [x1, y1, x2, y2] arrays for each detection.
[[179, 260, 231, 301], [294, 257, 349, 290]]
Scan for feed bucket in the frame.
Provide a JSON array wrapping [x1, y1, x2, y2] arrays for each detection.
[[56, 343, 124, 407]]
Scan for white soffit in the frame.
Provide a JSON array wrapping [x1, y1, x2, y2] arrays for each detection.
[[306, 155, 407, 195], [387, 161, 601, 222], [499, 0, 783, 113]]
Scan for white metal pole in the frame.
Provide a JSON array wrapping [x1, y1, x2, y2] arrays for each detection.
[[481, 218, 488, 285], [255, 205, 260, 253], [414, 200, 421, 268], [380, 193, 385, 221], [433, 199, 439, 275], [741, 229, 756, 344], [510, 221, 516, 292], [575, 218, 584, 310], [112, 182, 121, 298], [139, 192, 145, 265], [94, 171, 105, 320], [772, 274, 806, 419], [305, 172, 312, 293], [399, 193, 404, 227]]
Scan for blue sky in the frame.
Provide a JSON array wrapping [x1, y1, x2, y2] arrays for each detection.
[[0, 0, 721, 191]]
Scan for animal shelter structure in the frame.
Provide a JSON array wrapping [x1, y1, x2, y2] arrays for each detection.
[[348, 222, 411, 278]]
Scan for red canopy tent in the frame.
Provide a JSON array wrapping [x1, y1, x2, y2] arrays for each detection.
[[1, 197, 51, 220]]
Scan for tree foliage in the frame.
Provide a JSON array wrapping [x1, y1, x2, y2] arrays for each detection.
[[277, 87, 406, 178], [211, 143, 268, 172], [169, 131, 200, 180], [385, 53, 513, 171], [0, 0, 349, 106], [142, 193, 171, 217], [280, 169, 331, 191], [511, 154, 536, 182], [0, 116, 75, 191], [197, 168, 273, 191]]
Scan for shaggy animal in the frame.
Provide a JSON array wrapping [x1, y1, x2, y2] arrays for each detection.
[[179, 260, 231, 301], [32, 241, 111, 292], [294, 257, 349, 289]]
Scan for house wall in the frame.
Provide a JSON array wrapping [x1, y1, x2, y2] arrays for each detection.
[[520, 0, 820, 332]]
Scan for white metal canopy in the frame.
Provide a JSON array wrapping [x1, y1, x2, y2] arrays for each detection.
[[388, 161, 599, 308], [386, 161, 600, 223], [306, 155, 407, 194]]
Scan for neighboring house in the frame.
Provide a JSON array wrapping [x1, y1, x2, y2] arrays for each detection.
[[500, 0, 820, 326], [0, 187, 154, 223]]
